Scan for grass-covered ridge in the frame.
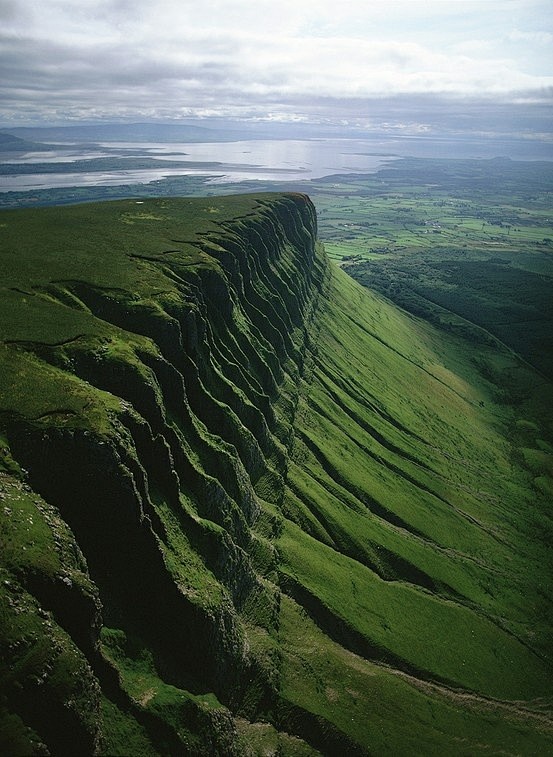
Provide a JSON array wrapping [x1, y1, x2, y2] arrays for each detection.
[[1, 194, 551, 755]]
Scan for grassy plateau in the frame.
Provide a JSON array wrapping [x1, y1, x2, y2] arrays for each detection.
[[0, 183, 552, 755]]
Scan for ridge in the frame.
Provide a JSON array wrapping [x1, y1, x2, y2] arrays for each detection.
[[0, 193, 551, 755]]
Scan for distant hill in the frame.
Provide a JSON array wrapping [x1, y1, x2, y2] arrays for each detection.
[[6, 121, 248, 144], [0, 131, 61, 152]]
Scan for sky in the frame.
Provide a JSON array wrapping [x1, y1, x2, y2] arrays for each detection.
[[1, 0, 552, 137]]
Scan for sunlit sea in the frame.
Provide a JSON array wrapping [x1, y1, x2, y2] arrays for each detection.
[[1, 135, 551, 192]]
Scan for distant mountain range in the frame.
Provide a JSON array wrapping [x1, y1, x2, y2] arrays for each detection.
[[1, 122, 254, 144], [0, 119, 371, 146]]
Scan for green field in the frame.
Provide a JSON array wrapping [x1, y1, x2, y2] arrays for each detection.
[[1, 182, 552, 754], [307, 157, 553, 380]]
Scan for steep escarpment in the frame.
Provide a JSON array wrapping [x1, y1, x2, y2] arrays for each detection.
[[1, 194, 552, 755]]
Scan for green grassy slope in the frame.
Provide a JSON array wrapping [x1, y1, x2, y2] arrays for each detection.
[[277, 265, 553, 749], [0, 195, 551, 755]]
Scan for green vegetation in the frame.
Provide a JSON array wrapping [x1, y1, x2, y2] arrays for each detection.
[[0, 158, 226, 176], [0, 190, 551, 754], [309, 157, 553, 379], [0, 472, 102, 755]]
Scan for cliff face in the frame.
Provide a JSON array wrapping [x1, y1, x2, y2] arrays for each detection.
[[0, 194, 326, 754], [0, 194, 551, 755]]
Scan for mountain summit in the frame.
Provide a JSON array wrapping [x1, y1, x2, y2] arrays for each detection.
[[1, 194, 551, 755]]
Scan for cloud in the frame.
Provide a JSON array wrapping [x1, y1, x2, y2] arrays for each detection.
[[508, 30, 553, 45], [0, 0, 551, 125]]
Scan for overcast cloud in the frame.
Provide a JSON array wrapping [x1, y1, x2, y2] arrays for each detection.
[[1, 0, 552, 131]]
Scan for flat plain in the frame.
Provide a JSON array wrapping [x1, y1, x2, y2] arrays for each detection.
[[309, 157, 553, 379]]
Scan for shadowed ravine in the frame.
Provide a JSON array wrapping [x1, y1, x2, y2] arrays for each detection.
[[0, 193, 551, 755]]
